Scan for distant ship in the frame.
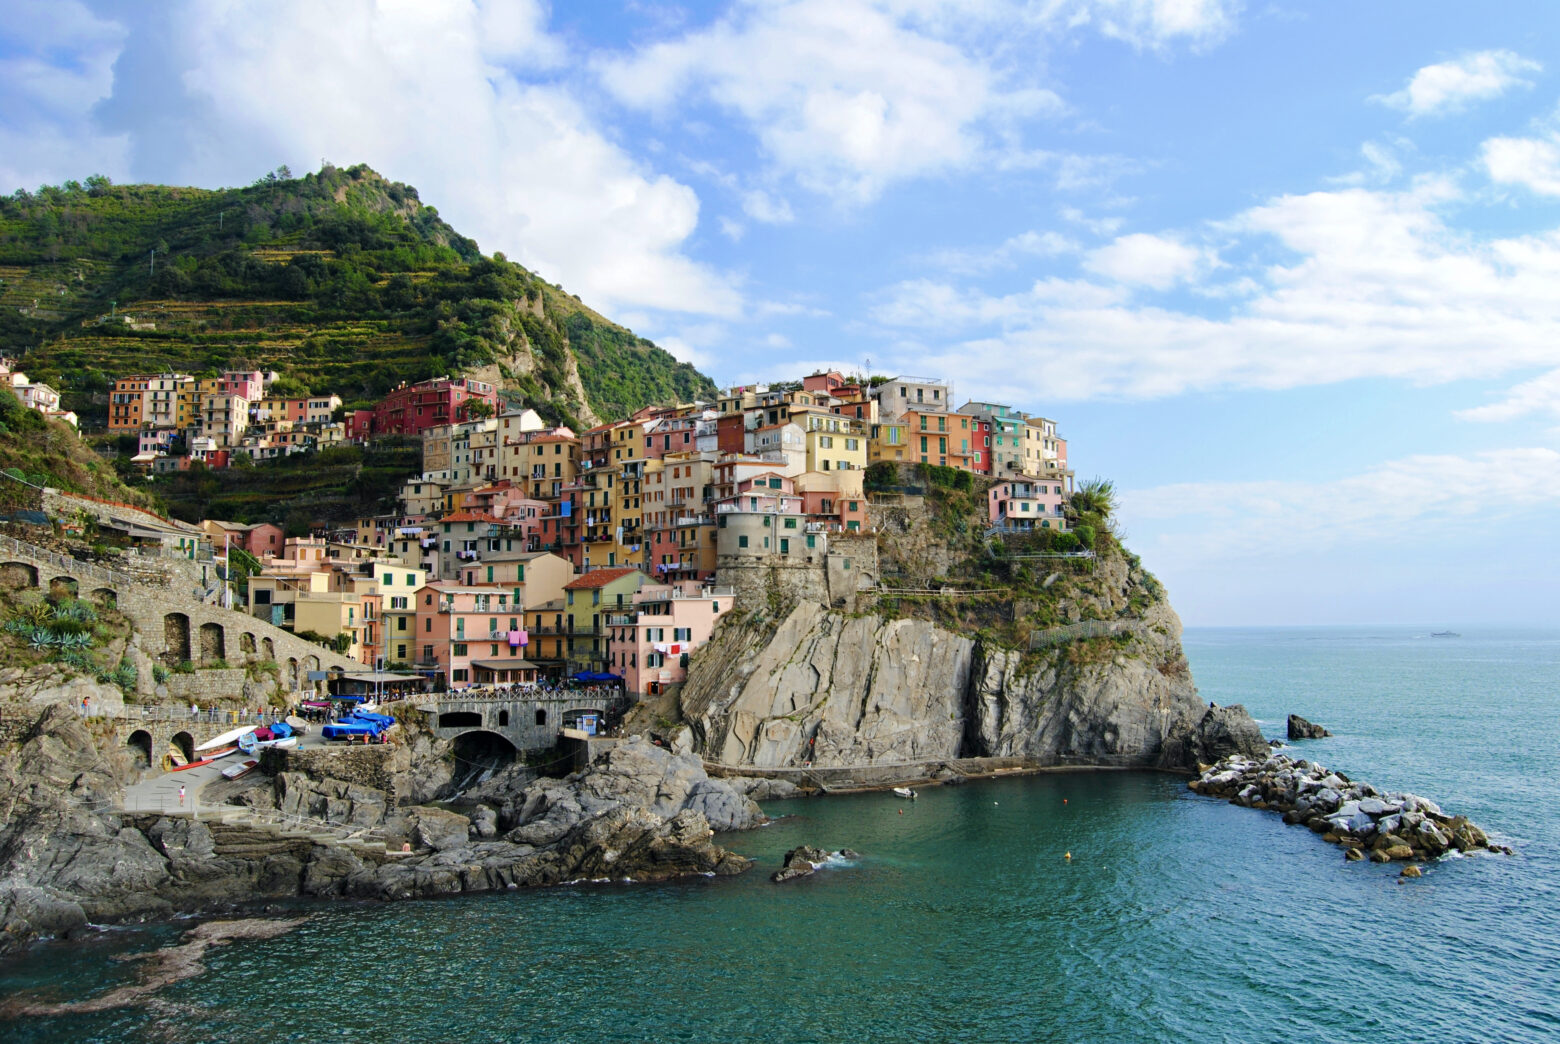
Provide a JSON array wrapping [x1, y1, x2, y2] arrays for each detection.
[[1430, 631, 1461, 638]]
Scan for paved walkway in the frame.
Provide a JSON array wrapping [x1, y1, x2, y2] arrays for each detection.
[[121, 759, 225, 816]]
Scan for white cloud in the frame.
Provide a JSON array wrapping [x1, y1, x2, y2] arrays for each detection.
[[9, 0, 740, 321], [1482, 134, 1560, 196], [1123, 448, 1560, 561], [1057, 0, 1243, 52], [871, 178, 1560, 402], [741, 189, 795, 224], [0, 0, 129, 189], [921, 229, 1079, 275], [597, 0, 1028, 203], [1375, 50, 1541, 118], [1083, 232, 1208, 289], [1059, 206, 1126, 237], [1456, 368, 1560, 423]]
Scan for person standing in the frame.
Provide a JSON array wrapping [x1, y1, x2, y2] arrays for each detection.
[[178, 784, 186, 807]]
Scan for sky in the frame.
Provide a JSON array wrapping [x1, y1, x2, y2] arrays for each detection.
[[3, 0, 1559, 628]]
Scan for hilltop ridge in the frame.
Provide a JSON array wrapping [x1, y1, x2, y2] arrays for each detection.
[[0, 164, 716, 429]]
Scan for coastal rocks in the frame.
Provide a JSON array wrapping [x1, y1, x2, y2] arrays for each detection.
[[504, 737, 765, 845], [1189, 754, 1509, 864], [0, 706, 761, 954], [679, 597, 1266, 773], [1287, 714, 1332, 740], [771, 845, 859, 883]]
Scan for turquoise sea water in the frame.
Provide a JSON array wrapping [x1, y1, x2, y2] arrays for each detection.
[[5, 626, 1559, 1043]]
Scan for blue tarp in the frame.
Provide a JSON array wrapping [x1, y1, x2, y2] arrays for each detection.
[[571, 671, 623, 683]]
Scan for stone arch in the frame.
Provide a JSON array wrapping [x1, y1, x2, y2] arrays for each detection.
[[262, 637, 275, 661], [198, 622, 225, 664], [0, 562, 37, 588], [240, 632, 256, 655], [286, 657, 299, 690], [302, 654, 320, 680], [49, 575, 79, 599], [163, 613, 191, 664], [169, 731, 195, 763], [439, 710, 482, 729], [449, 731, 517, 790], [497, 709, 509, 727], [90, 587, 116, 608], [126, 729, 153, 767]]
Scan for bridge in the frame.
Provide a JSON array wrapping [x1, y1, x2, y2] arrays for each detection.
[[0, 531, 359, 694], [416, 688, 631, 755]]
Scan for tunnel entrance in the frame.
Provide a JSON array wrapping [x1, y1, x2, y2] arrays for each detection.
[[450, 731, 517, 791]]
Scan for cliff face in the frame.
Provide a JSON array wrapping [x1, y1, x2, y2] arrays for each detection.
[[680, 552, 1264, 773]]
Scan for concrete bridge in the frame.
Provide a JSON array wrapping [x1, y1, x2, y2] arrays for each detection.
[[0, 532, 359, 694]]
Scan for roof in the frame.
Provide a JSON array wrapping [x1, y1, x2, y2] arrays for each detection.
[[524, 434, 578, 445], [438, 511, 505, 524], [564, 567, 642, 590]]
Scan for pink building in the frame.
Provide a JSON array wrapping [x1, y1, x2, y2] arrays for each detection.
[[987, 479, 1069, 532], [221, 370, 265, 401], [366, 377, 499, 438], [606, 581, 734, 697], [413, 582, 536, 689]]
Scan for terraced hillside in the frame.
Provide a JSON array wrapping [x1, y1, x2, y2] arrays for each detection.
[[0, 165, 717, 429]]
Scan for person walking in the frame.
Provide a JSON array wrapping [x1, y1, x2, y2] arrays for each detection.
[[178, 784, 186, 807]]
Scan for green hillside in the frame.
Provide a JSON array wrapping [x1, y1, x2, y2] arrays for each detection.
[[0, 164, 717, 429]]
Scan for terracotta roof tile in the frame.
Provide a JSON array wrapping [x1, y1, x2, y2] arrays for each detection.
[[564, 567, 642, 590]]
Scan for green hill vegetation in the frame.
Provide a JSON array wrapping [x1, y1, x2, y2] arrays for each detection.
[[0, 388, 153, 514], [0, 164, 717, 429]]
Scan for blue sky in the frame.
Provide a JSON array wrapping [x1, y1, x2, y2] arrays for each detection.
[[3, 0, 1559, 627]]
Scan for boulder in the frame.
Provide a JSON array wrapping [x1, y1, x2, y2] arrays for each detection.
[[1287, 714, 1332, 740], [772, 845, 831, 883]]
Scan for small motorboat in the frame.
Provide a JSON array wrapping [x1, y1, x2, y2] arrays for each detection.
[[892, 787, 917, 800], [167, 747, 188, 768], [172, 746, 238, 771], [285, 714, 310, 735], [1430, 631, 1461, 638], [221, 759, 259, 781]]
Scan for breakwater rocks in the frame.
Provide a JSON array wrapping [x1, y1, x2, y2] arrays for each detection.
[[1190, 754, 1508, 864]]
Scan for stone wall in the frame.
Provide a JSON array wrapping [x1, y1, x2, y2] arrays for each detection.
[[263, 745, 404, 800], [716, 533, 879, 614], [163, 668, 253, 703]]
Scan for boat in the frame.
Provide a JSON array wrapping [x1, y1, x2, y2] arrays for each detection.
[[220, 759, 259, 781], [172, 746, 238, 771], [1430, 631, 1461, 638], [195, 725, 258, 751], [892, 787, 917, 799], [284, 715, 310, 735], [167, 747, 188, 768], [239, 732, 298, 754]]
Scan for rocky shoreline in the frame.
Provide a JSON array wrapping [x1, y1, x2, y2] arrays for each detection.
[[1190, 753, 1509, 868], [0, 708, 762, 957]]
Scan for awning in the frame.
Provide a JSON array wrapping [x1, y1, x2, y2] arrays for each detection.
[[472, 659, 540, 671]]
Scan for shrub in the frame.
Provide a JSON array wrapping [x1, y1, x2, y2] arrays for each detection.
[[174, 660, 196, 674], [152, 663, 169, 683]]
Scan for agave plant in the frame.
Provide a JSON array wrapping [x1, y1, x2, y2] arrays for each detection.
[[26, 627, 60, 649], [56, 632, 94, 651]]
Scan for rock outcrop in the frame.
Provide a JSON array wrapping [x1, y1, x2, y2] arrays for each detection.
[[679, 597, 1265, 773], [1287, 714, 1331, 740], [1189, 753, 1508, 862], [771, 845, 859, 883], [0, 712, 757, 955]]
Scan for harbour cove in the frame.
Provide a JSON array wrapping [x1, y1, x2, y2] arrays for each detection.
[[5, 627, 1558, 1043]]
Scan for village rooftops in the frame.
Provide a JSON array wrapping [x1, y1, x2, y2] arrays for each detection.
[[437, 510, 507, 524], [564, 567, 641, 590]]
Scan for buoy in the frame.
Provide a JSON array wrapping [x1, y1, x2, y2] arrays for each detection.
[[1063, 799, 1068, 805], [1065, 851, 1072, 861], [898, 809, 903, 815]]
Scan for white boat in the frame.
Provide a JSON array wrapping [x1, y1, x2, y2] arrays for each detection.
[[284, 715, 310, 735], [195, 725, 258, 752], [892, 787, 917, 799], [221, 759, 259, 781]]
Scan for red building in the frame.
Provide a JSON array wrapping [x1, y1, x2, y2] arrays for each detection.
[[361, 378, 499, 438]]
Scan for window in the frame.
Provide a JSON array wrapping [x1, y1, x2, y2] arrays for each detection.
[[779, 538, 789, 554], [452, 643, 467, 656], [253, 589, 271, 605], [806, 534, 816, 549], [452, 668, 468, 682], [396, 644, 406, 659], [738, 535, 749, 548], [424, 618, 431, 632], [784, 518, 797, 529]]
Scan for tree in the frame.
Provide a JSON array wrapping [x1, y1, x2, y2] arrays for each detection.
[[464, 399, 495, 420]]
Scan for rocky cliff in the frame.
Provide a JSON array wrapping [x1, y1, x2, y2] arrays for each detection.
[[0, 710, 758, 955], [680, 540, 1264, 773]]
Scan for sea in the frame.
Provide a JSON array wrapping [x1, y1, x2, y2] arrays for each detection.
[[4, 626, 1558, 1043]]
